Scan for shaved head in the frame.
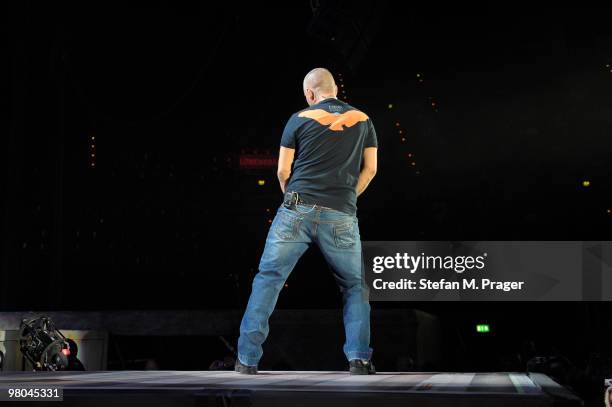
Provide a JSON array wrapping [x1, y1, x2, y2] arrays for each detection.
[[303, 68, 338, 106], [303, 68, 336, 93]]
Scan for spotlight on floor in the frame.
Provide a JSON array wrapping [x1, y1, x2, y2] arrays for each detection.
[[19, 316, 70, 371]]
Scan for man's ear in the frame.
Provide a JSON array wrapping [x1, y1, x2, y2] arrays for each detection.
[[306, 89, 315, 104]]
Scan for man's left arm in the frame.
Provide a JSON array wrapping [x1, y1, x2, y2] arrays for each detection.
[[278, 113, 298, 193], [277, 146, 295, 193]]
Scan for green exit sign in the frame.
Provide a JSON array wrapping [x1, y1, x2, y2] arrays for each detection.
[[476, 324, 490, 333]]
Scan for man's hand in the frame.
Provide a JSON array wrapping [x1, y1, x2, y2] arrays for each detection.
[[356, 147, 377, 197], [605, 386, 611, 407], [277, 146, 295, 193]]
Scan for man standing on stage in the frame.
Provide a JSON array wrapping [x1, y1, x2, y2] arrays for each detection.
[[236, 68, 378, 375]]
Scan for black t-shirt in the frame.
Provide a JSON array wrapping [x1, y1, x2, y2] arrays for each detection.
[[280, 98, 378, 216]]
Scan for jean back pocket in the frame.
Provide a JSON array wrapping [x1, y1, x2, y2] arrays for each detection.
[[273, 210, 301, 241], [333, 221, 356, 248]]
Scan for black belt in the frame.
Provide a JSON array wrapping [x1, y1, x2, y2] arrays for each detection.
[[283, 191, 315, 208]]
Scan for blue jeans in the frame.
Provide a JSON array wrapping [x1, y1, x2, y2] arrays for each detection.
[[237, 203, 373, 366]]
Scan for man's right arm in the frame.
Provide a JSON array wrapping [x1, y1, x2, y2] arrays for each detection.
[[356, 147, 377, 197]]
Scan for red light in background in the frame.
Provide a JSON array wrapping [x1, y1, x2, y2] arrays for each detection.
[[239, 155, 277, 169]]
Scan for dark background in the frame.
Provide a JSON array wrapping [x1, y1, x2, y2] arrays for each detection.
[[2, 1, 611, 402]]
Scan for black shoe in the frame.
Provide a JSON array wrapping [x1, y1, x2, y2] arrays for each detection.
[[235, 358, 258, 375], [349, 359, 376, 375]]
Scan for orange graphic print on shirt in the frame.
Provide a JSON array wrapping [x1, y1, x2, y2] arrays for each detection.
[[298, 109, 369, 131]]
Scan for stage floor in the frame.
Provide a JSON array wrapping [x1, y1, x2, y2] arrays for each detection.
[[0, 370, 582, 407]]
